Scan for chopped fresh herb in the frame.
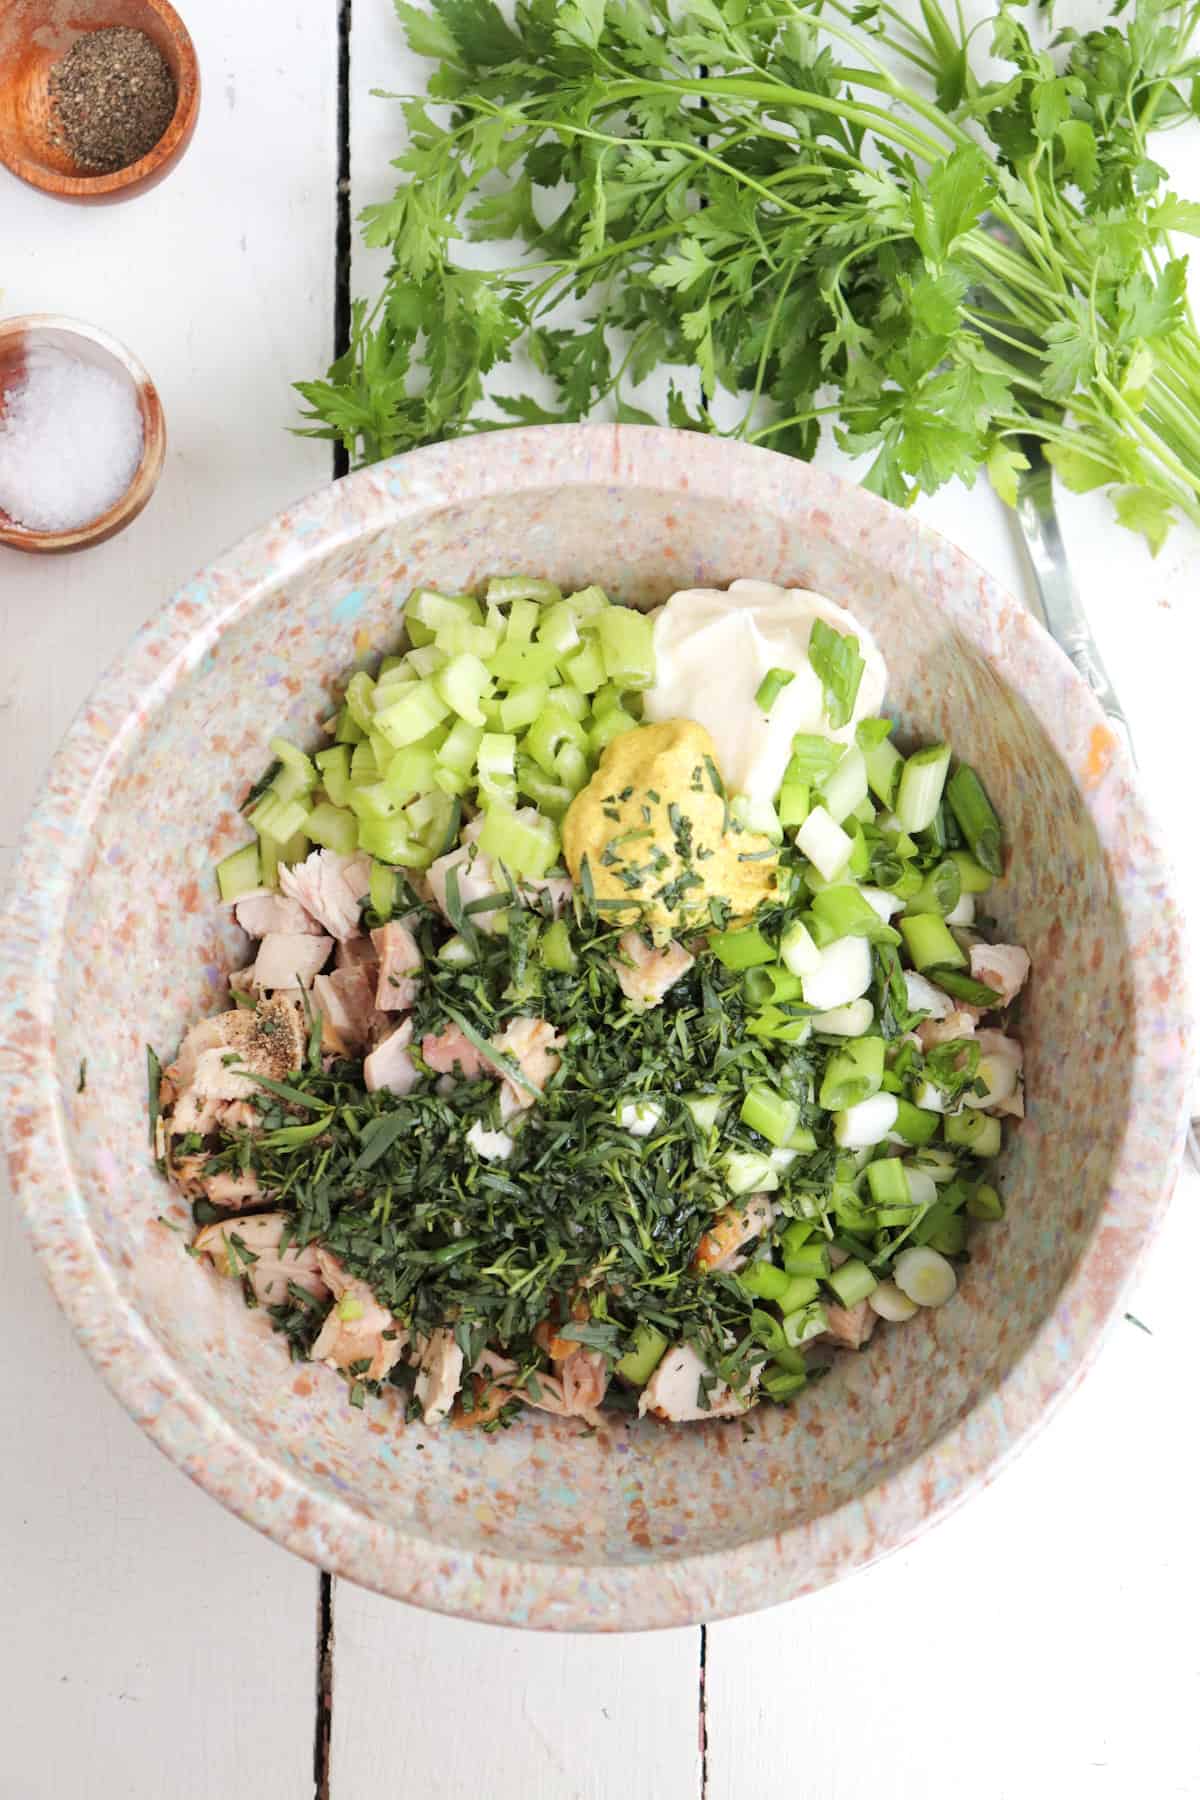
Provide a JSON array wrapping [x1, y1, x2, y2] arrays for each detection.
[[809, 620, 865, 730], [77, 1058, 87, 1093]]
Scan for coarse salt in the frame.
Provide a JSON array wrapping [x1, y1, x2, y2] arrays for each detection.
[[0, 346, 144, 533]]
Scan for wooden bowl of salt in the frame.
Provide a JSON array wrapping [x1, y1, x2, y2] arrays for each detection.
[[0, 316, 167, 554], [0, 0, 200, 203]]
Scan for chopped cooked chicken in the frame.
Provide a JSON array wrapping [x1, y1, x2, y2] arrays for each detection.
[[638, 1343, 757, 1422], [427, 818, 503, 932], [413, 1327, 465, 1425], [903, 971, 956, 1020], [824, 1300, 878, 1350], [363, 1018, 418, 1095], [278, 848, 371, 942], [422, 1022, 492, 1079], [172, 1159, 262, 1210], [520, 873, 573, 917], [311, 1249, 407, 1383], [251, 932, 333, 992], [337, 935, 377, 973], [312, 963, 377, 1056], [234, 892, 322, 938], [558, 1345, 609, 1414], [693, 1193, 776, 1273], [194, 1213, 330, 1307], [970, 942, 1031, 1007], [491, 1015, 564, 1121], [916, 1009, 978, 1051], [612, 932, 694, 1007], [371, 921, 422, 1010], [164, 997, 307, 1137], [967, 1028, 1024, 1117], [520, 1372, 605, 1428]]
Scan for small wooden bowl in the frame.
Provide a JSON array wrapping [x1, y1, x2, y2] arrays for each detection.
[[0, 315, 166, 554], [0, 0, 199, 203]]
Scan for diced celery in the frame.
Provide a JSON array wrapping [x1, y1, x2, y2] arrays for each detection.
[[505, 598, 539, 643], [438, 718, 484, 775], [588, 709, 638, 754], [556, 742, 590, 794], [216, 841, 260, 903], [348, 781, 399, 822], [334, 705, 366, 745], [731, 793, 783, 844], [898, 914, 967, 972], [383, 742, 440, 803], [615, 1323, 669, 1387], [405, 645, 446, 679], [477, 732, 518, 805], [595, 605, 655, 689], [524, 702, 586, 776], [782, 1302, 828, 1347], [404, 614, 434, 649], [374, 681, 452, 749], [818, 1036, 885, 1110], [369, 860, 397, 915], [405, 790, 450, 833], [435, 653, 493, 728], [711, 926, 776, 969], [538, 600, 581, 657], [565, 584, 609, 617], [478, 804, 558, 878], [304, 802, 358, 855], [591, 681, 628, 719], [517, 755, 574, 821], [486, 575, 561, 606], [739, 1261, 790, 1302], [433, 764, 470, 798], [268, 736, 318, 801], [950, 850, 995, 894], [315, 745, 352, 808], [827, 1258, 878, 1307], [248, 792, 310, 844], [344, 670, 377, 732], [436, 620, 500, 660], [488, 640, 559, 684], [795, 805, 853, 881], [549, 685, 588, 721], [780, 918, 821, 976], [777, 1274, 820, 1315], [541, 918, 578, 972], [357, 817, 429, 866], [350, 741, 378, 785], [407, 589, 483, 632], [259, 829, 308, 888], [498, 682, 549, 734], [562, 638, 606, 693]]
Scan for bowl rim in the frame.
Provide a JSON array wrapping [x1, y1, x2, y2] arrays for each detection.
[[0, 313, 167, 552], [0, 423, 1193, 1630], [0, 0, 200, 200]]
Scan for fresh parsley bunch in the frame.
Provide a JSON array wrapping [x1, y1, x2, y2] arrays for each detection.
[[297, 0, 1200, 548]]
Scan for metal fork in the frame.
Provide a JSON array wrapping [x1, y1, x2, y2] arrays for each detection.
[[1013, 435, 1200, 1172]]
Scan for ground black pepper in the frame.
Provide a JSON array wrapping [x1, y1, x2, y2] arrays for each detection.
[[48, 27, 176, 175]]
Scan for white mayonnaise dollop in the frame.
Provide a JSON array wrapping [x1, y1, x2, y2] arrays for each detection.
[[642, 579, 888, 803]]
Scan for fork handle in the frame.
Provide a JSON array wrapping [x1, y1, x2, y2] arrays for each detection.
[[1014, 485, 1136, 768]]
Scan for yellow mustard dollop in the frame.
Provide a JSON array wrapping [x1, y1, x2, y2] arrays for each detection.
[[562, 720, 778, 936]]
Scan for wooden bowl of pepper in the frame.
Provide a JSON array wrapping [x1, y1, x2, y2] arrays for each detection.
[[0, 0, 200, 203]]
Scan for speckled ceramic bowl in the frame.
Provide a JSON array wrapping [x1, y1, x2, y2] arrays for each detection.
[[0, 426, 1192, 1630]]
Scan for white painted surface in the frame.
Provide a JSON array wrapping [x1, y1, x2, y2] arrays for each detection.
[[0, 2, 335, 1794], [330, 1594, 702, 1800], [2, 1, 1198, 1795]]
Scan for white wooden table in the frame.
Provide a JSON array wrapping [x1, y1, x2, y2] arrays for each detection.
[[3, 5, 1199, 1796]]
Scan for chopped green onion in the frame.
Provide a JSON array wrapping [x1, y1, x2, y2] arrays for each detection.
[[762, 1365, 809, 1401], [947, 765, 1004, 878], [933, 969, 1003, 1007], [755, 667, 796, 715], [780, 918, 821, 977], [902, 859, 961, 919], [795, 805, 854, 882], [777, 1274, 820, 1315], [809, 618, 864, 728], [818, 1035, 884, 1111], [944, 1112, 1003, 1157], [811, 884, 900, 946], [818, 746, 868, 824], [966, 1183, 1005, 1220], [826, 1258, 878, 1308], [788, 735, 841, 781], [782, 1302, 829, 1348], [541, 918, 577, 973], [950, 850, 995, 895], [615, 1323, 669, 1386], [895, 743, 951, 834], [723, 1151, 779, 1195], [782, 1240, 832, 1278], [898, 914, 967, 973], [739, 1261, 790, 1302], [891, 1099, 941, 1146], [865, 1157, 910, 1207], [710, 926, 776, 970], [740, 1083, 801, 1148]]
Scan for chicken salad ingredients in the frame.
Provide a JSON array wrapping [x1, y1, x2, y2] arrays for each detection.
[[158, 576, 1029, 1431]]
